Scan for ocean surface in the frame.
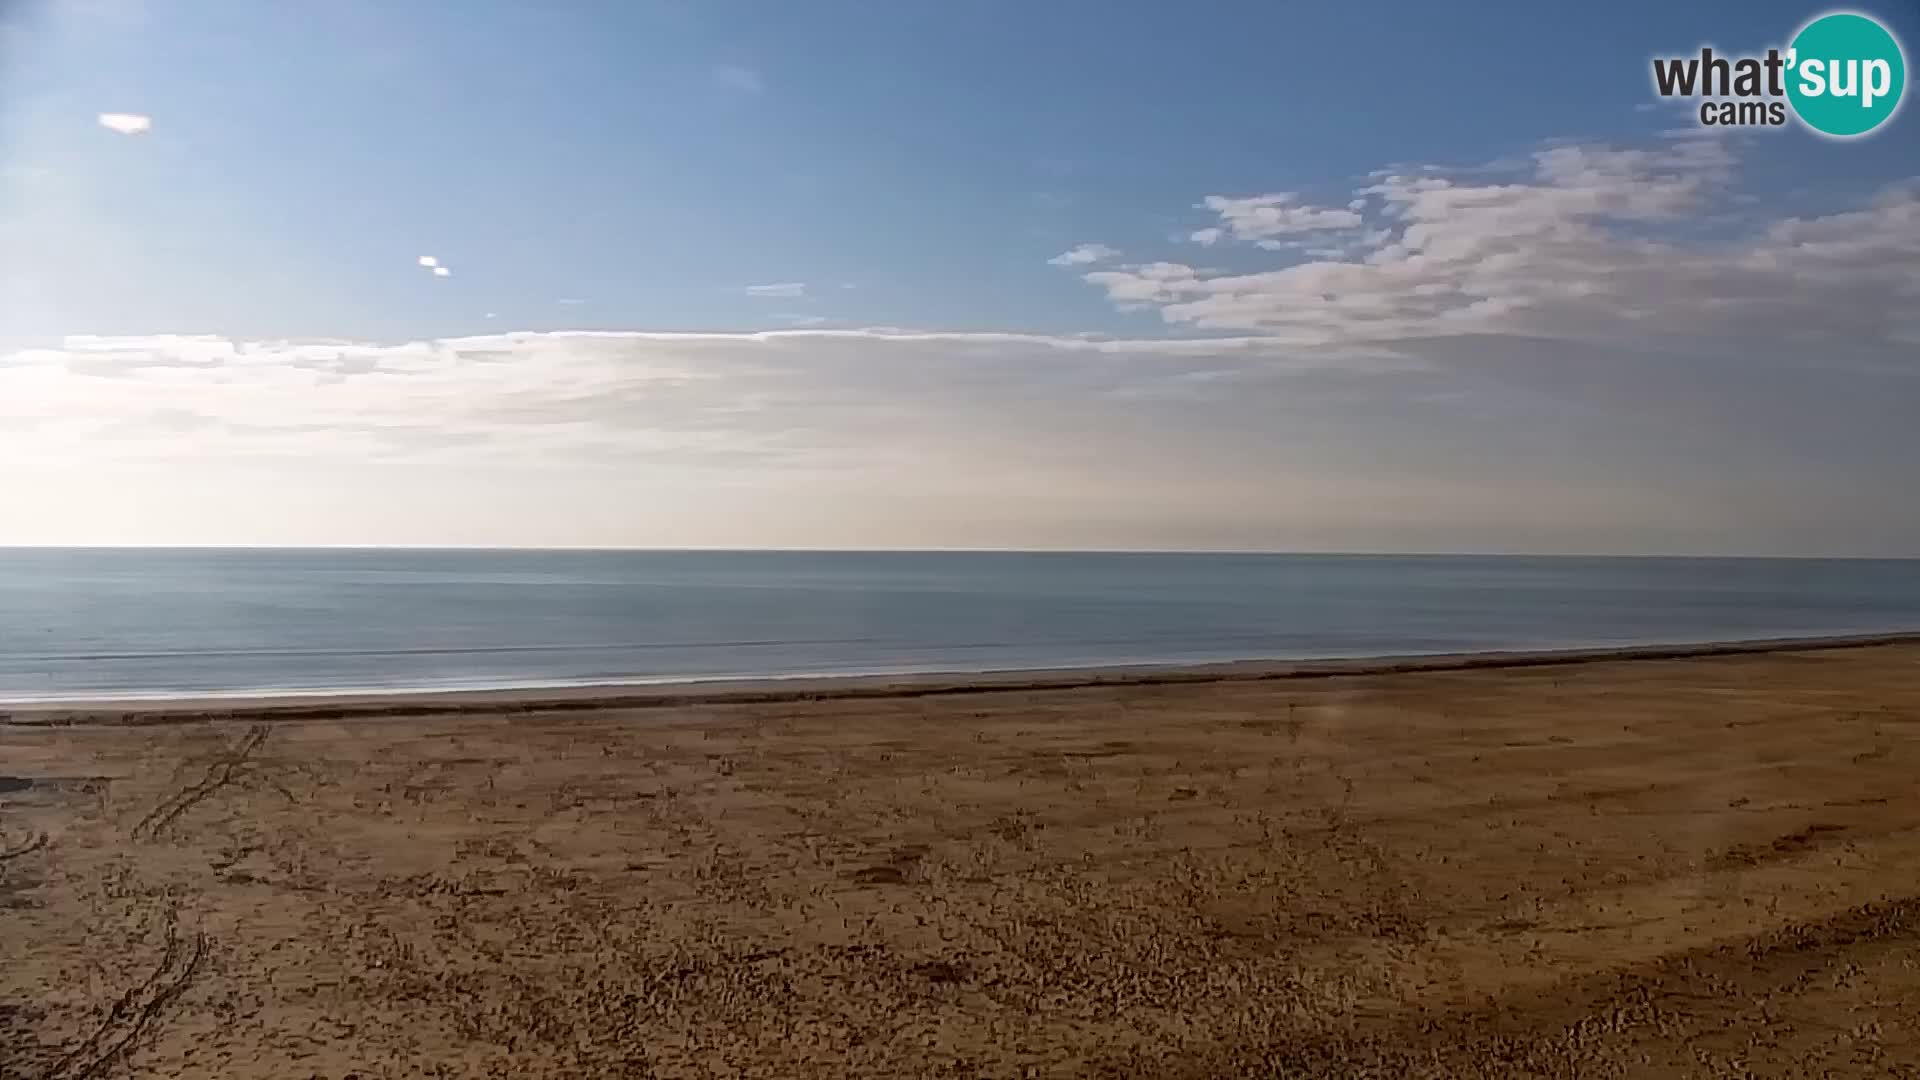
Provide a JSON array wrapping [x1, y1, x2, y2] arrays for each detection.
[[0, 549, 1916, 701]]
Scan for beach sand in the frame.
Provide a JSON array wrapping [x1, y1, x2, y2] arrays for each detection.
[[3, 640, 1919, 1077]]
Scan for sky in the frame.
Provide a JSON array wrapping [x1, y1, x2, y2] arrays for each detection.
[[2, 0, 1917, 553]]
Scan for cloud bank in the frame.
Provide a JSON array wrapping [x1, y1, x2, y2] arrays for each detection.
[[0, 329, 1411, 468], [6, 132, 1917, 552], [1075, 134, 1920, 354]]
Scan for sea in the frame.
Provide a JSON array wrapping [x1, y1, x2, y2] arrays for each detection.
[[0, 548, 1916, 702]]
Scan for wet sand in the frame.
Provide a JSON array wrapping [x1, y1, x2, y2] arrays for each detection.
[[3, 640, 1919, 1077]]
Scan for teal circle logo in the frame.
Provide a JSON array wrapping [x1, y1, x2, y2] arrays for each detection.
[[1787, 11, 1906, 137]]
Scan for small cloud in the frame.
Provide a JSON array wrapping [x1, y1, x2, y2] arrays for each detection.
[[714, 65, 764, 94], [745, 282, 806, 298], [433, 266, 451, 278], [1048, 243, 1120, 267], [1199, 193, 1364, 242], [1189, 228, 1223, 247], [418, 256, 440, 268], [97, 112, 152, 136], [1346, 198, 1367, 211], [484, 312, 498, 319]]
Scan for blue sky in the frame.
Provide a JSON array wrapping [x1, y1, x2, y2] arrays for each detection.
[[3, 1, 1918, 552], [8, 0, 1915, 340]]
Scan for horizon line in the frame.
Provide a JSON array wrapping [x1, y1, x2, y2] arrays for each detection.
[[0, 544, 1916, 561]]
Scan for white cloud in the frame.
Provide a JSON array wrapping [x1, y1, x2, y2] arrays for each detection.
[[1078, 135, 1920, 350], [713, 65, 764, 94], [1189, 228, 1224, 246], [9, 122, 1918, 552], [1048, 243, 1120, 267], [10, 325, 1915, 553], [745, 282, 806, 298], [96, 112, 151, 136], [418, 256, 439, 268], [0, 329, 1411, 467], [1196, 193, 1365, 245], [433, 266, 451, 278]]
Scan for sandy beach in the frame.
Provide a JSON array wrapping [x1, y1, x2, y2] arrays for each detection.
[[3, 638, 1919, 1077]]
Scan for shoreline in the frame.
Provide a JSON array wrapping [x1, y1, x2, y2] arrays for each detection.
[[6, 628, 1919, 726]]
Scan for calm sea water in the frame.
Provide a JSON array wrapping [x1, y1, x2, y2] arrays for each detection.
[[0, 549, 1916, 701]]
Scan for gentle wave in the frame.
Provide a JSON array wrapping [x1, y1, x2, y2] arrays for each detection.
[[4, 549, 1917, 700]]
